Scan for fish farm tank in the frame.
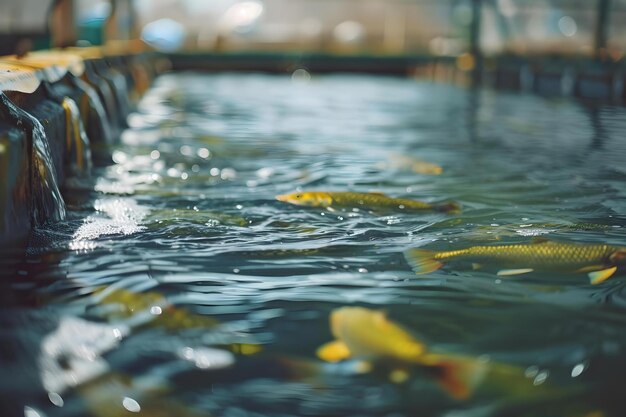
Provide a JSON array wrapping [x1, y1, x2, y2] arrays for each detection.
[[1, 1, 626, 417]]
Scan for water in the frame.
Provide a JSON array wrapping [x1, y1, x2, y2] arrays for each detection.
[[0, 92, 66, 225], [3, 73, 626, 417]]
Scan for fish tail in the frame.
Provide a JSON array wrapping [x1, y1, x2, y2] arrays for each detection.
[[435, 202, 461, 214], [422, 354, 488, 400], [404, 248, 444, 274]]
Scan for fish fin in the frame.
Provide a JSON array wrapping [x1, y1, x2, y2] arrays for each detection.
[[471, 263, 482, 270], [576, 265, 605, 273], [588, 267, 617, 285], [497, 268, 534, 276], [389, 368, 411, 383], [422, 354, 488, 400], [404, 249, 444, 275], [317, 340, 352, 362]]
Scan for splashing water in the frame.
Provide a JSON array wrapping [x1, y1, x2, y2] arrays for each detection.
[[72, 76, 115, 146], [62, 97, 92, 176], [0, 93, 66, 224]]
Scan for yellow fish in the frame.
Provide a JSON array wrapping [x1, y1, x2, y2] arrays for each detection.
[[383, 154, 444, 175], [405, 239, 626, 284], [276, 191, 459, 213], [317, 307, 487, 400]]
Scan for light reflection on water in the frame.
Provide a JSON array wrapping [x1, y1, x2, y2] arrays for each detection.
[[3, 73, 626, 417]]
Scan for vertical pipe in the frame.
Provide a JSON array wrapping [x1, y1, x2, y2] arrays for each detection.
[[594, 0, 610, 60], [49, 0, 77, 48], [469, 0, 483, 85]]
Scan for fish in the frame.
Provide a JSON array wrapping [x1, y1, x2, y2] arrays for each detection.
[[379, 154, 444, 175], [91, 287, 220, 331], [317, 306, 487, 400], [276, 191, 459, 213], [404, 239, 626, 284]]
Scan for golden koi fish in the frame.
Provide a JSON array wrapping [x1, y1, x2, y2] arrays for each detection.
[[317, 306, 487, 400], [404, 239, 626, 284], [276, 191, 459, 213]]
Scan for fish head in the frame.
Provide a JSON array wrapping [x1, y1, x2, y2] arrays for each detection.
[[276, 191, 332, 207], [609, 249, 626, 266]]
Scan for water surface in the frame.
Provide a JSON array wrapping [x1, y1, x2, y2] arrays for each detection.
[[3, 73, 626, 417]]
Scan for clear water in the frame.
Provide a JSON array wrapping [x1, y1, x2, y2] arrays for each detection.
[[3, 73, 626, 417]]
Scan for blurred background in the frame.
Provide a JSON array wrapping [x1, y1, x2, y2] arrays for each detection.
[[1, 0, 625, 60]]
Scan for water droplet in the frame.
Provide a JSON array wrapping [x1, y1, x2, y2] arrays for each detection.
[[256, 167, 274, 178], [150, 306, 163, 315], [122, 397, 141, 413], [358, 268, 368, 273], [571, 363, 585, 377], [197, 148, 210, 159], [525, 365, 539, 378], [180, 145, 193, 156], [210, 168, 220, 176], [494, 279, 502, 284], [221, 168, 237, 180], [48, 392, 64, 407], [181, 172, 189, 180], [291, 68, 311, 82], [533, 370, 549, 385], [233, 268, 240, 273], [150, 150, 160, 159], [24, 406, 42, 417], [112, 150, 127, 164], [236, 205, 243, 210]]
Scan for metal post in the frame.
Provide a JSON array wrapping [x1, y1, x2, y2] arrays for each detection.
[[469, 0, 483, 85], [594, 0, 610, 60], [48, 0, 76, 48]]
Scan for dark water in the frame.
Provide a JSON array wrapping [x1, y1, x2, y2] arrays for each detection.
[[3, 73, 626, 417]]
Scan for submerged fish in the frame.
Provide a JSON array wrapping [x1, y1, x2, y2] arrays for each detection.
[[378, 154, 444, 175], [317, 306, 487, 399], [90, 287, 220, 331], [405, 239, 626, 284], [276, 191, 459, 213]]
